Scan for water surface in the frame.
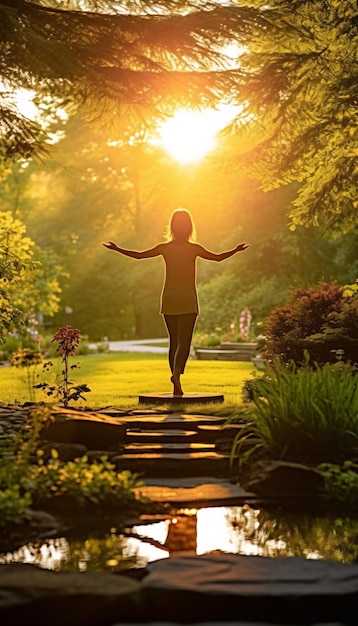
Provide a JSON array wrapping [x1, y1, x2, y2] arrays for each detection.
[[1, 504, 357, 572]]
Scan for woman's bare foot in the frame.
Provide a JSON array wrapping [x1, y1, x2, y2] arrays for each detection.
[[171, 370, 183, 396]]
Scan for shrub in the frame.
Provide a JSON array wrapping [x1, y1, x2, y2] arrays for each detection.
[[231, 356, 358, 467], [193, 332, 221, 347], [0, 486, 32, 527], [263, 281, 358, 365], [0, 407, 145, 526], [318, 461, 358, 509]]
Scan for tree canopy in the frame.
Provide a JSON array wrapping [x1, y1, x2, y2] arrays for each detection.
[[1, 0, 357, 233]]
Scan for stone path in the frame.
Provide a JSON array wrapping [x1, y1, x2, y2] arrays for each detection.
[[89, 338, 168, 354], [1, 554, 357, 626], [96, 409, 239, 481], [1, 403, 357, 626]]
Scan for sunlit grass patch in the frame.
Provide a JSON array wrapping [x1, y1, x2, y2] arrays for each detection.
[[0, 352, 255, 411]]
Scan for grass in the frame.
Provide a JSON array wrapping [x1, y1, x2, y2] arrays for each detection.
[[0, 352, 255, 412], [231, 357, 358, 466]]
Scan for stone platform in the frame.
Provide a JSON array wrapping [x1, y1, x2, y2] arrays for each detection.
[[138, 392, 224, 405], [1, 553, 357, 626]]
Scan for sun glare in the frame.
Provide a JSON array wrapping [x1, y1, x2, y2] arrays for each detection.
[[157, 105, 241, 164]]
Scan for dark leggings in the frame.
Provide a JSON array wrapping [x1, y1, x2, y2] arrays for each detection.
[[163, 313, 198, 374]]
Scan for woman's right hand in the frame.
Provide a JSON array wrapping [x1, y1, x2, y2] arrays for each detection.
[[102, 241, 118, 250]]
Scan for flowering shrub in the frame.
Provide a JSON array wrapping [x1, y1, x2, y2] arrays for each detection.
[[239, 308, 252, 340], [194, 315, 256, 347], [263, 281, 358, 365], [193, 332, 221, 347]]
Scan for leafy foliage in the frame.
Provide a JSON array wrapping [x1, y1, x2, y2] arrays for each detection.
[[0, 211, 36, 342], [232, 0, 358, 233], [230, 356, 358, 467], [26, 450, 142, 507], [318, 461, 358, 509], [0, 406, 144, 526], [11, 347, 43, 402], [0, 0, 252, 159], [263, 282, 358, 365]]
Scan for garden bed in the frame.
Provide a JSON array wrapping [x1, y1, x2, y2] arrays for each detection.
[[194, 342, 258, 361]]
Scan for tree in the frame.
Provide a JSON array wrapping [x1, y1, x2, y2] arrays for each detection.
[[0, 211, 54, 342], [226, 0, 357, 234], [0, 163, 65, 331], [1, 1, 356, 233], [0, 0, 248, 158]]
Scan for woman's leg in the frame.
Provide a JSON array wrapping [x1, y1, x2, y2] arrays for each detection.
[[175, 313, 198, 374], [163, 313, 197, 395], [163, 315, 178, 375]]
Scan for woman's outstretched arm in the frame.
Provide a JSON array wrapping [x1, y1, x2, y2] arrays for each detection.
[[196, 242, 250, 262], [102, 241, 163, 259]]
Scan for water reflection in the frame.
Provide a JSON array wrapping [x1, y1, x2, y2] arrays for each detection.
[[1, 504, 357, 572]]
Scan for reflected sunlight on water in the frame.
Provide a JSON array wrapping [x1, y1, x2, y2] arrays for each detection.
[[1, 504, 357, 571]]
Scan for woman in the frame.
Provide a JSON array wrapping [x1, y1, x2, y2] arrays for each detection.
[[103, 209, 249, 396]]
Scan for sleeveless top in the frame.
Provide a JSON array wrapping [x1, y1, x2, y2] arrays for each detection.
[[159, 241, 199, 315]]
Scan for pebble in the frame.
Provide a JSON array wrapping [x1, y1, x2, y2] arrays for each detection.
[[0, 404, 34, 439]]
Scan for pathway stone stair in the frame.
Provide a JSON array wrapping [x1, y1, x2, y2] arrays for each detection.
[[103, 411, 235, 479]]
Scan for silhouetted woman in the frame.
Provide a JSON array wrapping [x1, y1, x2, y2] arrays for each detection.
[[103, 209, 249, 396]]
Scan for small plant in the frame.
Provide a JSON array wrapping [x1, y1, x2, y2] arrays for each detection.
[[0, 485, 32, 527], [24, 449, 144, 507], [35, 325, 91, 407], [241, 373, 262, 403], [11, 347, 43, 402], [318, 461, 358, 508], [193, 331, 221, 347], [230, 354, 358, 467]]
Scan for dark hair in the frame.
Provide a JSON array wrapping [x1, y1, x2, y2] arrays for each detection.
[[166, 208, 196, 241]]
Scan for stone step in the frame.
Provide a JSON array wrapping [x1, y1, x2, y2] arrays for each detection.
[[112, 451, 231, 477], [125, 429, 198, 444], [124, 442, 216, 455], [196, 423, 246, 443], [118, 414, 227, 431]]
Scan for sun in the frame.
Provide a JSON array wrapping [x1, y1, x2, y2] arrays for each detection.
[[157, 105, 241, 164]]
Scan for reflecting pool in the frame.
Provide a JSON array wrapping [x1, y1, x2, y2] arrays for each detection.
[[1, 504, 357, 572]]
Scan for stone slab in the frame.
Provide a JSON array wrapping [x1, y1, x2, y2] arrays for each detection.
[[114, 623, 345, 626], [142, 553, 358, 623], [125, 442, 216, 454], [196, 423, 246, 442], [119, 414, 227, 430], [0, 563, 142, 626], [125, 429, 198, 444], [40, 411, 126, 450], [138, 393, 224, 405], [135, 477, 256, 506], [195, 349, 246, 361], [113, 452, 231, 478]]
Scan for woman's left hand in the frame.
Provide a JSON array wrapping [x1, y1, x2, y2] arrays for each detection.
[[237, 242, 250, 251]]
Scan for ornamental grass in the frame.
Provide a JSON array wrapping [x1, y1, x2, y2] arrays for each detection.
[[231, 355, 358, 466]]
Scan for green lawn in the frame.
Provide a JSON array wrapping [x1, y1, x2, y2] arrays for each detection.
[[0, 352, 255, 412]]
